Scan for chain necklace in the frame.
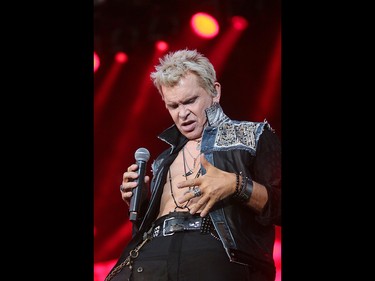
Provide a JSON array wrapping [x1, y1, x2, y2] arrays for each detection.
[[169, 146, 201, 211], [182, 139, 201, 176], [182, 147, 194, 177], [168, 168, 201, 211], [184, 145, 200, 170]]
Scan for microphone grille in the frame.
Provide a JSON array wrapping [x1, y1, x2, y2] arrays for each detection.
[[135, 147, 150, 162]]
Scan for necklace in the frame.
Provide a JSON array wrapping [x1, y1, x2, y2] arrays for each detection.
[[182, 147, 194, 177], [169, 147, 202, 211], [195, 139, 202, 150], [168, 167, 201, 211], [183, 139, 201, 175], [184, 146, 200, 170]]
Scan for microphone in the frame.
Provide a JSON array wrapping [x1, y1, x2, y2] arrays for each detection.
[[129, 147, 150, 222]]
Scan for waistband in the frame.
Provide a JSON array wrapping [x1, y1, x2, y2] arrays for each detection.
[[151, 212, 212, 238]]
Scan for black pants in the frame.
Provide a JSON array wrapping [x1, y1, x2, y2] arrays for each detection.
[[129, 227, 251, 281]]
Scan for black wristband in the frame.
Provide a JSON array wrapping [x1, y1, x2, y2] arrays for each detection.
[[233, 175, 253, 203], [240, 177, 253, 202], [235, 173, 240, 195]]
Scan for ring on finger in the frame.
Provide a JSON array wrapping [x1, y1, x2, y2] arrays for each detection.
[[120, 184, 126, 192], [192, 186, 202, 197]]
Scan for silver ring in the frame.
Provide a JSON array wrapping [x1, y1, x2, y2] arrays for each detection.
[[192, 186, 202, 197], [120, 184, 126, 192]]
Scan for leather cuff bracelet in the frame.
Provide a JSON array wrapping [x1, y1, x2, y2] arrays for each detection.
[[233, 175, 253, 203]]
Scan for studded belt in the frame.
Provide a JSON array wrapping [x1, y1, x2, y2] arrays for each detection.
[[151, 212, 213, 238]]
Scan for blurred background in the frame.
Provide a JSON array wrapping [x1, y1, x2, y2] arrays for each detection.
[[94, 0, 281, 280]]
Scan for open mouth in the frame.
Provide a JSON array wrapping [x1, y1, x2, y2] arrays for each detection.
[[181, 120, 196, 132]]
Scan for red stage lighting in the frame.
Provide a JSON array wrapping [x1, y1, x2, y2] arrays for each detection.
[[115, 52, 128, 63], [190, 12, 219, 39], [231, 16, 249, 31], [94, 51, 100, 73], [155, 40, 169, 52]]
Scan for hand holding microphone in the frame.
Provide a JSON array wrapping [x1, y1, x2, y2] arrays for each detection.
[[123, 148, 150, 222]]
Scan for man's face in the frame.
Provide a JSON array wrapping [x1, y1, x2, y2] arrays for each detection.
[[161, 73, 220, 140]]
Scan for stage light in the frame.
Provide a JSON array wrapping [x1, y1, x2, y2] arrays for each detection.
[[190, 12, 219, 39], [94, 51, 100, 73], [231, 16, 249, 31], [155, 40, 169, 52], [115, 52, 128, 63]]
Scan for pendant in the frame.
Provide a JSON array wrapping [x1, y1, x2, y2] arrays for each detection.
[[183, 170, 193, 177]]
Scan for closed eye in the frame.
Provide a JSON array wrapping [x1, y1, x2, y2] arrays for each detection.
[[166, 103, 178, 110], [183, 97, 197, 105]]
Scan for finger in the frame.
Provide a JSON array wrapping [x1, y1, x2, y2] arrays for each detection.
[[120, 181, 137, 191], [177, 178, 201, 189], [199, 200, 215, 217], [178, 189, 196, 204], [123, 171, 139, 183], [120, 181, 138, 193], [189, 197, 208, 215], [127, 163, 138, 172], [121, 192, 132, 206], [121, 191, 133, 198], [178, 185, 203, 204]]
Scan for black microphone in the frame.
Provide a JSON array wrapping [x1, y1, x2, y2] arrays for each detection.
[[129, 147, 150, 222]]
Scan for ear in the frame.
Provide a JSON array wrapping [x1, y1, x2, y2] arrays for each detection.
[[213, 82, 221, 103]]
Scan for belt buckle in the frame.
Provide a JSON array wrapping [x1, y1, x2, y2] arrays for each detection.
[[162, 216, 176, 236]]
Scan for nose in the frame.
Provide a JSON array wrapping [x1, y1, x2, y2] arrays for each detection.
[[178, 105, 190, 119]]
